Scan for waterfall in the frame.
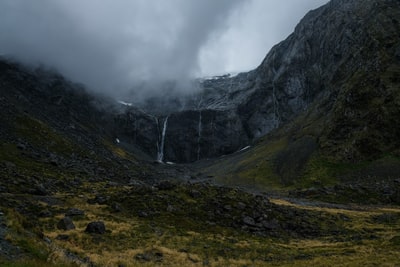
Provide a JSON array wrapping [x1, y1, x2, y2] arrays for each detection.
[[197, 110, 202, 161], [272, 82, 280, 128], [157, 116, 169, 162], [154, 117, 160, 156], [271, 55, 281, 128]]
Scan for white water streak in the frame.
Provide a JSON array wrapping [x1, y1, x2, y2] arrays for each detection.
[[197, 110, 202, 160], [157, 116, 169, 162]]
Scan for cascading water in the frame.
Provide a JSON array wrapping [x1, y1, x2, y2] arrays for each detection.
[[154, 117, 160, 155], [197, 110, 202, 160], [271, 58, 281, 128], [157, 116, 169, 162]]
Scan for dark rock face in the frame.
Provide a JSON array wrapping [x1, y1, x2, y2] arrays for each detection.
[[113, 109, 159, 160], [114, 0, 400, 163], [165, 109, 249, 162], [1, 0, 398, 165], [113, 107, 250, 163], [85, 221, 106, 234]]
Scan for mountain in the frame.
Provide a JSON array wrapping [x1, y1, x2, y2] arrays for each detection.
[[1, 0, 400, 266], [197, 0, 400, 205], [115, 0, 400, 165], [0, 58, 366, 266]]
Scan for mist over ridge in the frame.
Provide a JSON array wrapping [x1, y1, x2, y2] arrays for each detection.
[[0, 0, 328, 100]]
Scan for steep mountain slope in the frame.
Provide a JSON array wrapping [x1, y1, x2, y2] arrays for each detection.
[[115, 0, 400, 164], [4, 59, 398, 266], [0, 59, 150, 188], [202, 0, 400, 203]]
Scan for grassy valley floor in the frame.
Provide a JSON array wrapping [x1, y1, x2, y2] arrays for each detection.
[[0, 179, 399, 266]]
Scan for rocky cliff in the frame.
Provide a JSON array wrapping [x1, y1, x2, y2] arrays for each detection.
[[114, 0, 400, 163], [199, 0, 400, 201]]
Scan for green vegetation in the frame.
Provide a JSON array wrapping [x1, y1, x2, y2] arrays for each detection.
[[14, 115, 78, 156], [204, 137, 287, 192], [2, 182, 400, 266]]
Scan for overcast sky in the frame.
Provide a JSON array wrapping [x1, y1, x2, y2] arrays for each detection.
[[0, 0, 328, 96]]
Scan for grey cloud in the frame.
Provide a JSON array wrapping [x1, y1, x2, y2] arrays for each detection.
[[0, 0, 243, 97], [0, 0, 328, 99], [199, 0, 329, 76]]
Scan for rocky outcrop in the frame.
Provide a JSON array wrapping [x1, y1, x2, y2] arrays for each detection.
[[164, 109, 249, 162]]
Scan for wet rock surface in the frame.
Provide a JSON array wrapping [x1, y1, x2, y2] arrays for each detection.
[[114, 0, 400, 164]]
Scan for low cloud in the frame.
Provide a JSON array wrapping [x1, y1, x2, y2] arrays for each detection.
[[0, 0, 328, 99], [0, 0, 243, 97]]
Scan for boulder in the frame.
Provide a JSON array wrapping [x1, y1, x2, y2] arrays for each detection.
[[57, 217, 75, 230], [85, 221, 106, 234], [242, 216, 256, 227], [65, 208, 85, 217]]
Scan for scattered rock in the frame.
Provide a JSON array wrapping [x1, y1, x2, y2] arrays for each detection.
[[49, 158, 59, 166], [236, 202, 246, 210], [223, 205, 232, 211], [57, 217, 75, 230], [39, 210, 52, 218], [390, 235, 400, 246], [188, 254, 200, 263], [4, 161, 16, 169], [65, 208, 85, 217], [262, 219, 280, 230], [0, 212, 22, 260], [155, 180, 176, 190], [338, 213, 351, 222], [33, 184, 49, 196], [56, 234, 70, 241], [189, 189, 201, 198], [16, 143, 26, 150], [111, 203, 122, 212], [242, 216, 256, 227], [87, 195, 109, 205], [0, 186, 7, 193], [43, 237, 52, 244], [138, 211, 149, 218], [372, 213, 400, 224], [85, 221, 106, 234], [135, 250, 163, 262], [135, 253, 151, 262]]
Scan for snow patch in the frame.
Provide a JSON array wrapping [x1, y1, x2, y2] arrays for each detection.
[[239, 146, 251, 152], [117, 100, 132, 106]]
